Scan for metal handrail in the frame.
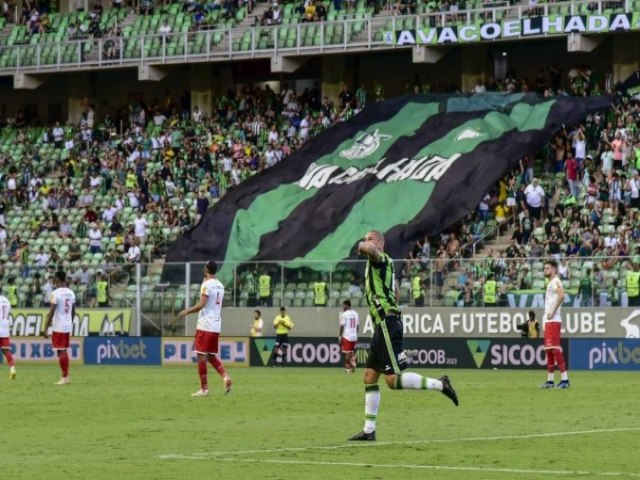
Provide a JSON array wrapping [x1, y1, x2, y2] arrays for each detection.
[[0, 0, 632, 73]]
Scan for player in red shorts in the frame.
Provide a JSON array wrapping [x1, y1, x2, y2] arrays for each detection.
[[179, 260, 232, 397], [339, 299, 359, 373], [541, 260, 570, 389], [42, 271, 76, 385], [0, 289, 16, 379]]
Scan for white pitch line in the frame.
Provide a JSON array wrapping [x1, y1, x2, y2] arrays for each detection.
[[159, 426, 640, 459], [163, 456, 640, 478]]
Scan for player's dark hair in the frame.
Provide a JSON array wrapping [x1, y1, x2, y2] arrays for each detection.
[[280, 306, 286, 312], [528, 310, 535, 320], [205, 260, 217, 274], [255, 309, 261, 316], [343, 299, 351, 307], [55, 271, 66, 282], [544, 259, 558, 269]]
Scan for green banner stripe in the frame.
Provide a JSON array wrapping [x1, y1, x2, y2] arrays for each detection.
[[316, 101, 440, 169], [218, 102, 441, 280], [218, 186, 317, 281], [412, 100, 554, 159], [289, 100, 554, 267], [288, 181, 434, 267]]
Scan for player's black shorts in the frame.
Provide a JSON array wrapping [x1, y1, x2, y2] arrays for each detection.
[[365, 315, 407, 375], [275, 333, 289, 346]]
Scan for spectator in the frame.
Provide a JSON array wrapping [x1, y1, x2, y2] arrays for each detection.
[[524, 178, 545, 221], [88, 222, 102, 254], [133, 211, 148, 242]]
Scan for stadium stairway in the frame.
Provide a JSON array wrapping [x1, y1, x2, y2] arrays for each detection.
[[437, 220, 517, 307], [82, 11, 138, 64], [241, 1, 272, 29]]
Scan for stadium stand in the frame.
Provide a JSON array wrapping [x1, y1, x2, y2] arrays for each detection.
[[0, 72, 632, 326], [0, 0, 638, 334], [0, 0, 633, 68]]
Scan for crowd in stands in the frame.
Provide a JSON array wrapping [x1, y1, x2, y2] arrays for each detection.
[[401, 65, 640, 307], [0, 54, 636, 310], [0, 80, 389, 307]]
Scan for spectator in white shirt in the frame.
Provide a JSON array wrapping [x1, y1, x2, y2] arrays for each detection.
[[524, 178, 545, 221], [127, 190, 140, 208], [133, 212, 148, 241], [79, 189, 94, 207], [299, 114, 310, 141], [35, 246, 50, 267], [89, 223, 103, 254], [90, 173, 102, 189], [102, 205, 118, 223], [127, 239, 141, 263], [153, 112, 167, 126], [192, 107, 203, 123], [0, 225, 6, 253], [52, 122, 64, 148], [265, 145, 277, 167], [41, 276, 54, 306], [158, 20, 171, 40], [267, 125, 279, 145]]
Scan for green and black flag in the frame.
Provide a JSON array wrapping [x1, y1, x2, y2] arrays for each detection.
[[164, 93, 613, 283]]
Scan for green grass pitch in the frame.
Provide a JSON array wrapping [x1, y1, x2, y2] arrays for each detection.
[[1, 366, 638, 479]]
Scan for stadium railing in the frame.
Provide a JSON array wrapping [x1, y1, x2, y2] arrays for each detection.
[[123, 255, 634, 334], [0, 0, 632, 73]]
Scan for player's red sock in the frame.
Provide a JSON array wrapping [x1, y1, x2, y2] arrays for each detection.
[[209, 355, 227, 378], [58, 351, 69, 378], [555, 350, 567, 372], [546, 349, 555, 373], [198, 359, 208, 390], [3, 350, 14, 367]]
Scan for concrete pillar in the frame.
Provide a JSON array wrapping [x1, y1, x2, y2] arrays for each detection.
[[612, 35, 640, 85], [321, 55, 355, 104], [460, 45, 490, 93], [190, 64, 234, 117], [67, 73, 92, 123]]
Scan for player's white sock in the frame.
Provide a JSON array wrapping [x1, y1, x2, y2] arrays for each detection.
[[548, 373, 554, 382], [395, 372, 443, 391], [363, 384, 380, 434], [560, 371, 568, 381]]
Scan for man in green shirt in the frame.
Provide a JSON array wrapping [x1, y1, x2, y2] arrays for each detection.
[[348, 230, 458, 442]]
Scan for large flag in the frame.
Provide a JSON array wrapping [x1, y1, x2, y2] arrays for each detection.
[[164, 93, 613, 283]]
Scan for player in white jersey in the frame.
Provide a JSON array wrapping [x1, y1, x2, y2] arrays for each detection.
[[339, 299, 359, 373], [179, 260, 232, 397], [0, 290, 16, 379], [43, 271, 76, 385], [542, 260, 570, 389]]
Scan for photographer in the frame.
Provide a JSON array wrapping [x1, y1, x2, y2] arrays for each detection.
[[518, 310, 540, 338]]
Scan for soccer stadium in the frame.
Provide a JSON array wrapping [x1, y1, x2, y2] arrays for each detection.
[[1, 0, 640, 477]]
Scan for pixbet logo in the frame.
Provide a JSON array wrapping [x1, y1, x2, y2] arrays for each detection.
[[97, 339, 147, 364], [588, 342, 640, 369]]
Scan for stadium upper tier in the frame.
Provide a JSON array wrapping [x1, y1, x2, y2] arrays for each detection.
[[0, 0, 633, 74]]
